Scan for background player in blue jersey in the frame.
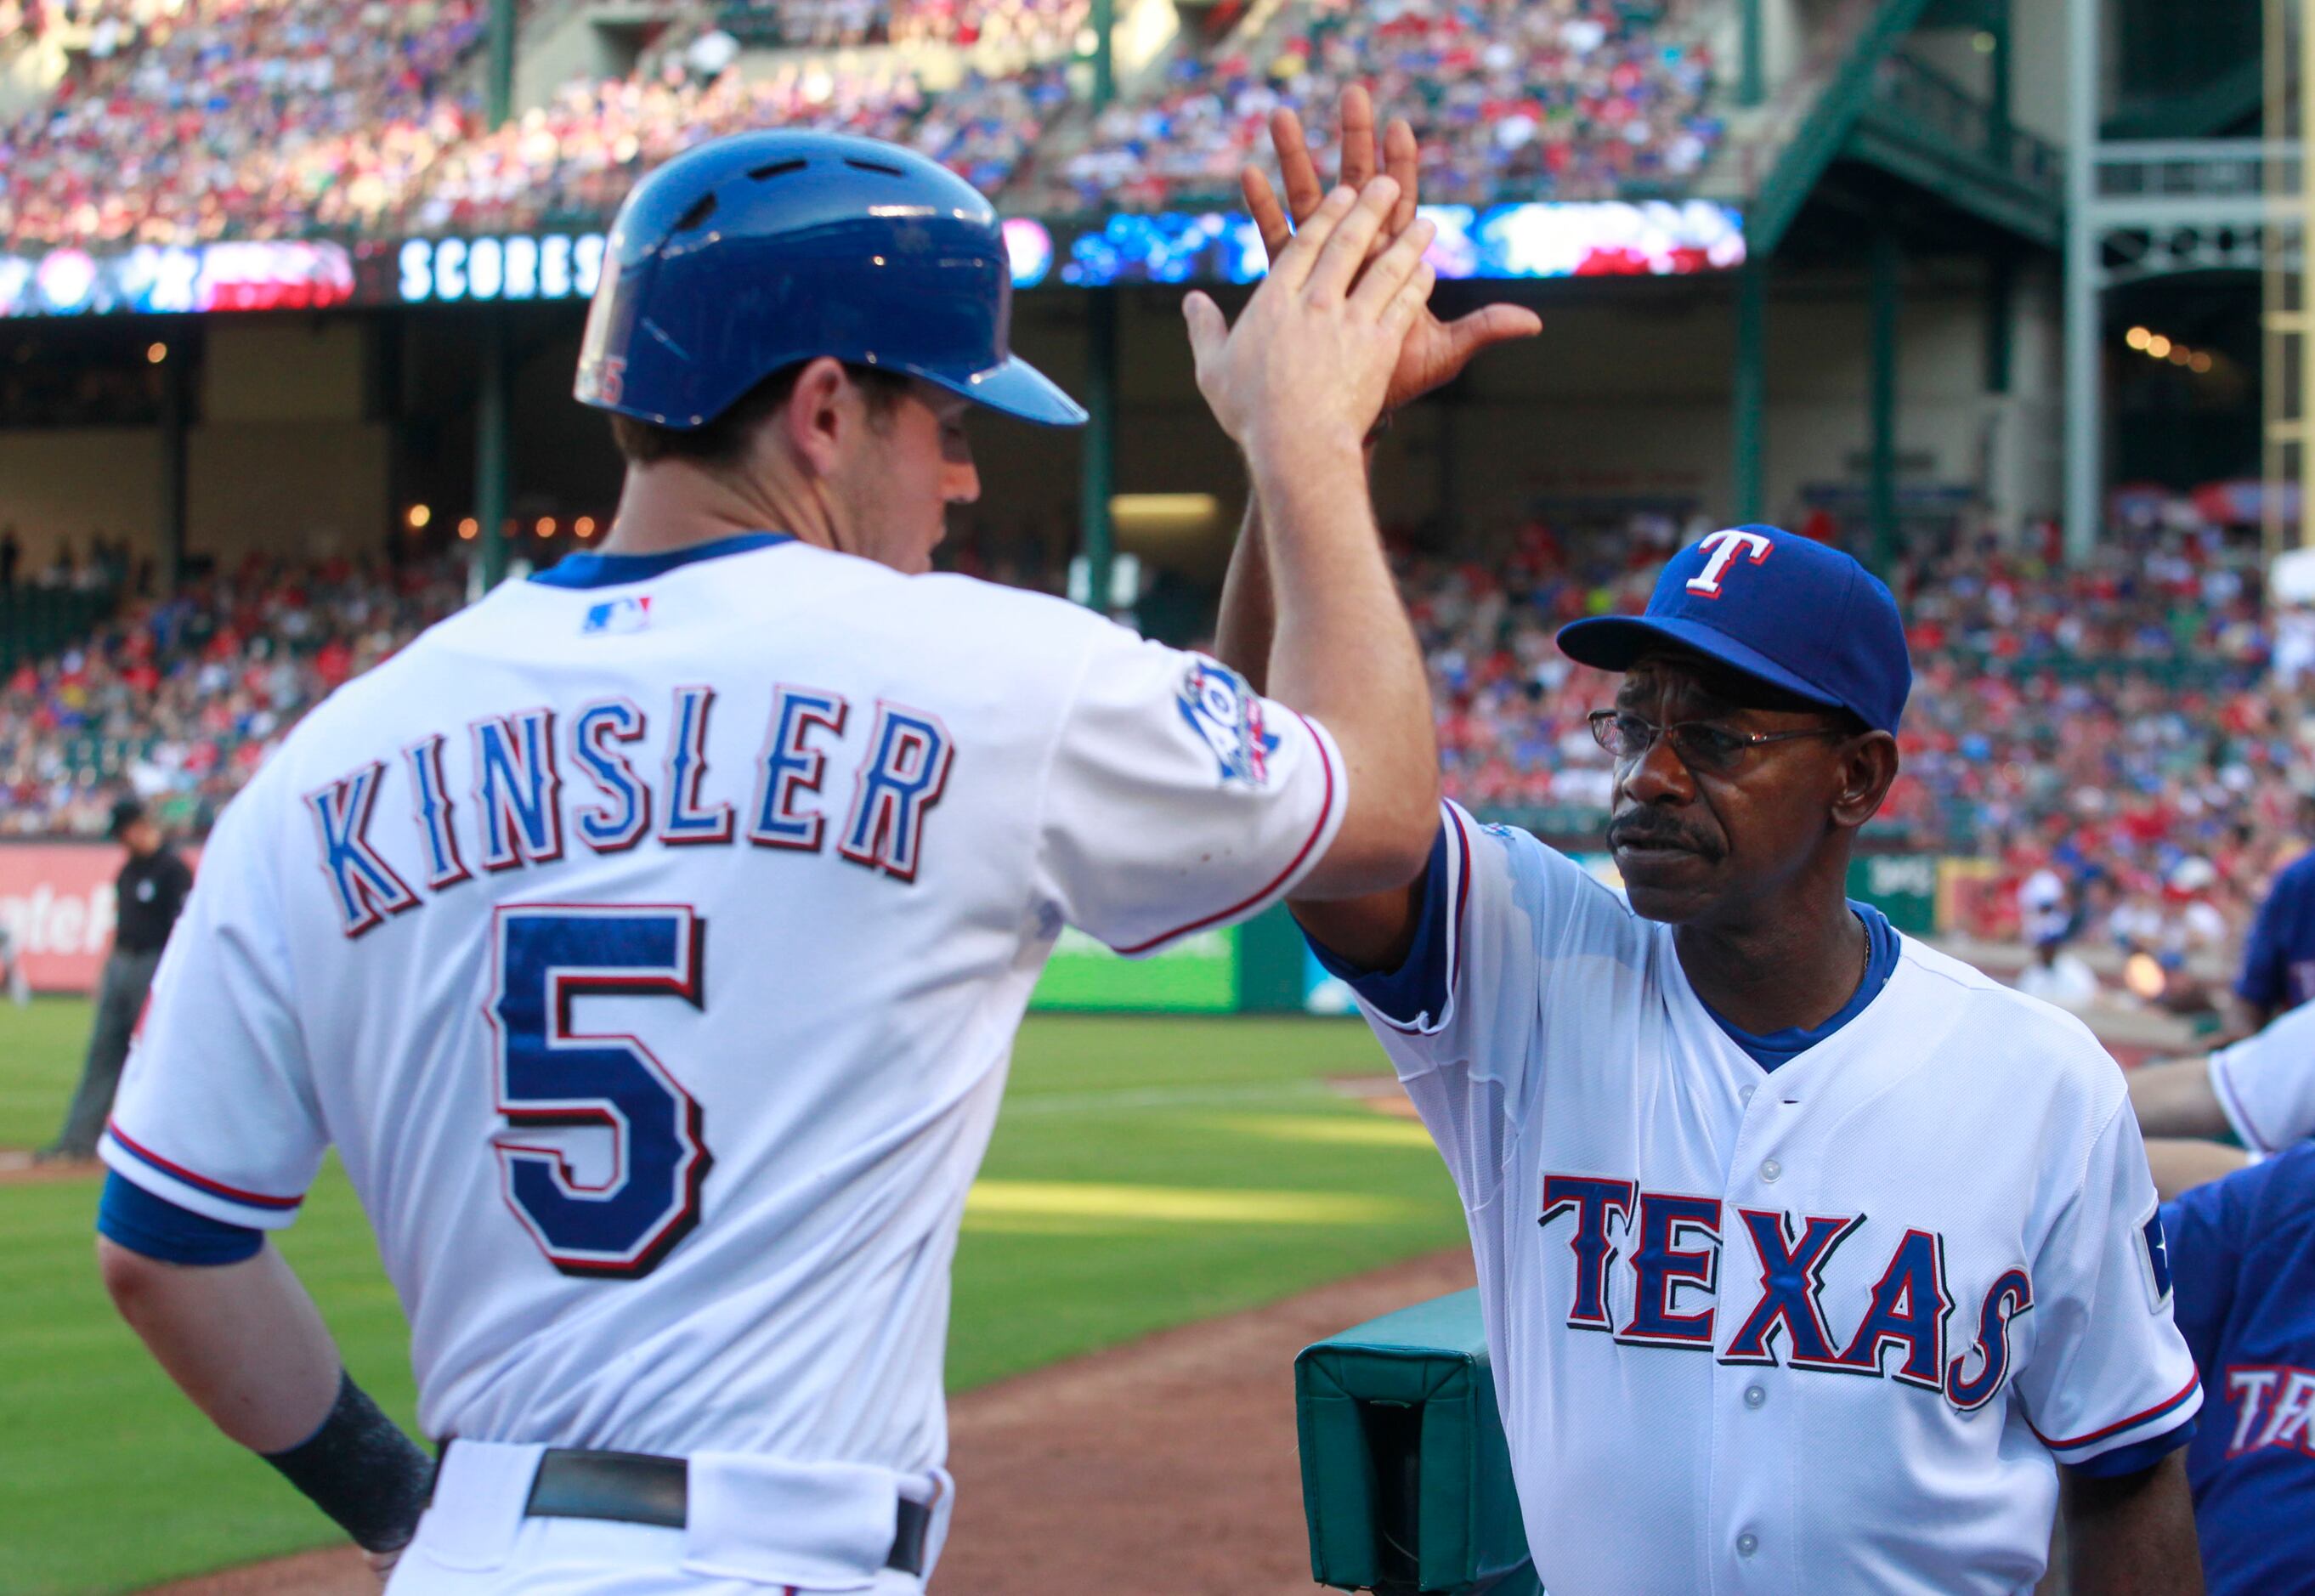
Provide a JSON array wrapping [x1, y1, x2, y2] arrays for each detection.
[[2161, 1141, 2315, 1595], [2232, 846, 2315, 1036]]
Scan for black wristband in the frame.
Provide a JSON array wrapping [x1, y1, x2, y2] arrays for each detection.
[[259, 1371, 432, 1554]]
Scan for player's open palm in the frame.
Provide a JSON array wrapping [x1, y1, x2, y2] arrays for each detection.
[[1244, 88, 1541, 415], [1184, 177, 1435, 461]]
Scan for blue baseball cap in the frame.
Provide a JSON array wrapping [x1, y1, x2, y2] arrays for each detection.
[[1555, 525, 1911, 734]]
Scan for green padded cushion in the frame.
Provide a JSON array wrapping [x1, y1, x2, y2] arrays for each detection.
[[1294, 1289, 1539, 1595]]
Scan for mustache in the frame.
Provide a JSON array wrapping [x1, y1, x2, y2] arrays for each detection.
[[1606, 813, 1724, 860]]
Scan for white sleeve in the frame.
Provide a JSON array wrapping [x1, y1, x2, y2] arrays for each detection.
[[2208, 999, 2315, 1154], [98, 781, 326, 1231], [1033, 637, 1345, 956], [2012, 1100, 2205, 1470], [1320, 801, 1624, 1210]]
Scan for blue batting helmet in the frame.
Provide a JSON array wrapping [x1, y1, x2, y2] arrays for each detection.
[[575, 130, 1084, 429]]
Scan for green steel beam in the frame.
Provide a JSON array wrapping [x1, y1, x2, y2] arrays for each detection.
[[477, 316, 511, 591], [1740, 0, 1763, 109], [487, 0, 515, 126], [1078, 291, 1118, 612], [1843, 115, 2061, 245], [1732, 258, 1767, 521], [1984, 248, 2013, 397], [1090, 0, 1115, 109], [1746, 0, 1939, 258], [1868, 224, 1900, 572], [1986, 0, 2011, 168]]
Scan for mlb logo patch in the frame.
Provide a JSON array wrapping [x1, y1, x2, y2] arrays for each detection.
[[582, 595, 652, 636], [1176, 658, 1279, 789]]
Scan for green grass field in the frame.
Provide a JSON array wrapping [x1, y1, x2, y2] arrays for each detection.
[[0, 999, 1464, 1595]]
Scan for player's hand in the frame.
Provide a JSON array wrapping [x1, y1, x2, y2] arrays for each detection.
[[1183, 177, 1436, 461], [1242, 88, 1540, 416]]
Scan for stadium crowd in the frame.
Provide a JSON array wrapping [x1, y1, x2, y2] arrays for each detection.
[[1, 0, 486, 246], [0, 555, 465, 840], [3, 0, 1717, 243], [1043, 0, 1720, 212]]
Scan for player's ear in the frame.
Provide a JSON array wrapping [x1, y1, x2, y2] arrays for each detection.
[[779, 357, 854, 476], [1829, 730, 1899, 831]]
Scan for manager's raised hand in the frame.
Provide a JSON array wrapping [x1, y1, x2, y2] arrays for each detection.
[[1244, 88, 1540, 415], [1182, 175, 1436, 459]]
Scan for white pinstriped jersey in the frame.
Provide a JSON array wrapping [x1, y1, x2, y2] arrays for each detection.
[[2208, 995, 2315, 1154], [100, 535, 1344, 1486], [1333, 801, 2202, 1596]]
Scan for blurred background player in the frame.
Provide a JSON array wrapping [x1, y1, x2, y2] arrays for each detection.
[[2133, 994, 2315, 1198], [2157, 1135, 2315, 1595], [87, 132, 1469, 1587], [36, 795, 189, 1164]]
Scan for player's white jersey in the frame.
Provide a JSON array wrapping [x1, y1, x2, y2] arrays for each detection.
[[1343, 802, 2200, 1596], [2209, 996, 2315, 1154], [101, 535, 1344, 1482]]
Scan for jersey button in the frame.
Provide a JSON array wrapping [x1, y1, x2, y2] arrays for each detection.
[[1760, 1157, 1782, 1182], [1736, 1532, 1760, 1558], [1744, 1384, 1767, 1409], [1740, 1084, 1757, 1106]]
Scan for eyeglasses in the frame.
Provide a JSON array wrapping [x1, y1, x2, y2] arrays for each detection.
[[1587, 709, 1848, 775]]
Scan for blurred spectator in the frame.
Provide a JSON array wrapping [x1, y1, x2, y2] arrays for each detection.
[[2016, 934, 2099, 1015]]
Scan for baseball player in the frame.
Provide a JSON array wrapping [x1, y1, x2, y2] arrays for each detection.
[[2159, 1140, 2315, 1593], [93, 133, 1456, 1588], [2131, 997, 2315, 1199], [1224, 102, 2206, 1594]]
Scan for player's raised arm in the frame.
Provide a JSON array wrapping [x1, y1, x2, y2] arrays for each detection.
[[1183, 176, 1446, 901], [1213, 91, 1537, 967]]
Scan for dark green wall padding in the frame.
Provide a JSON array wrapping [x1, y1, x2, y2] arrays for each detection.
[[1296, 1290, 1540, 1596]]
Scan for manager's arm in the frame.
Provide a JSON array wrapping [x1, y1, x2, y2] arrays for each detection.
[[2060, 1452, 2204, 1595], [1184, 178, 1442, 905]]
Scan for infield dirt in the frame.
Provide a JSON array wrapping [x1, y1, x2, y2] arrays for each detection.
[[142, 1246, 1480, 1596]]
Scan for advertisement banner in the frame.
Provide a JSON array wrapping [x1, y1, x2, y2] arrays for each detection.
[[0, 843, 127, 993], [1031, 925, 1238, 1012]]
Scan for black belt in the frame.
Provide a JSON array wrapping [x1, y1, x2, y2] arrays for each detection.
[[457, 1447, 932, 1575]]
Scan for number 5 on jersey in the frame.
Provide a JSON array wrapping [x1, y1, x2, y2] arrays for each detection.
[[487, 905, 713, 1277]]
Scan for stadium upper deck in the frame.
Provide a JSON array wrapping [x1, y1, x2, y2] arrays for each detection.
[[0, 0, 1723, 246]]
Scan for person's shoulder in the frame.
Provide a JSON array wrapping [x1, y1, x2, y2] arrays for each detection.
[[1894, 934, 2126, 1101], [1455, 810, 1648, 942], [2273, 849, 2315, 896]]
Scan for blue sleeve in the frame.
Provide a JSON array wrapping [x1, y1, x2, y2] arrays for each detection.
[[1304, 821, 1452, 1027], [2236, 877, 2295, 1005], [99, 1171, 265, 1265], [2064, 1418, 2197, 1478]]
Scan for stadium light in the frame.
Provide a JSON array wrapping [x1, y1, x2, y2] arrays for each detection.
[[406, 504, 432, 530], [145, 342, 166, 364], [2125, 326, 2151, 350], [457, 518, 478, 540], [574, 517, 597, 539], [535, 518, 556, 539], [2191, 353, 2215, 374], [2146, 334, 2173, 359]]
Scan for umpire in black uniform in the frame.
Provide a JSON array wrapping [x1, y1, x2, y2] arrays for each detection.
[[42, 798, 192, 1162]]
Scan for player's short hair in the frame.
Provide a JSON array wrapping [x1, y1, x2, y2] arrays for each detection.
[[608, 359, 913, 469]]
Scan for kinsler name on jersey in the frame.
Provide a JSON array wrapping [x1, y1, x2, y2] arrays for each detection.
[[1543, 1173, 2039, 1411], [303, 683, 950, 937]]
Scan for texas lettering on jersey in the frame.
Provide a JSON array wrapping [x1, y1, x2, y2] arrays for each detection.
[[1541, 1174, 2035, 1411], [303, 684, 953, 936]]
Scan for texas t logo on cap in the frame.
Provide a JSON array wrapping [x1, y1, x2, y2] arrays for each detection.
[[1554, 523, 1914, 735], [1684, 528, 1774, 597]]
